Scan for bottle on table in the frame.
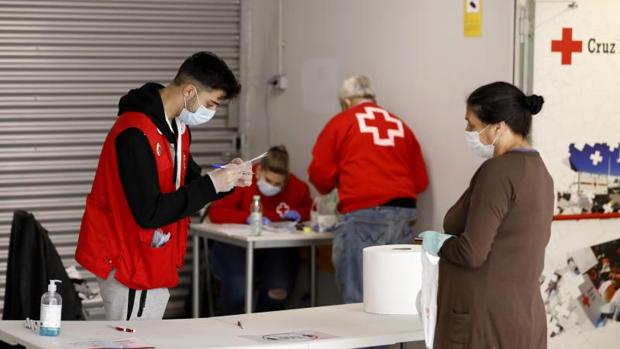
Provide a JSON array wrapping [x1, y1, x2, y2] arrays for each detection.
[[40, 279, 62, 336], [250, 195, 263, 236]]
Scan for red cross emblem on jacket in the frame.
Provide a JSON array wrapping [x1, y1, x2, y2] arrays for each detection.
[[276, 202, 291, 218], [355, 106, 404, 147]]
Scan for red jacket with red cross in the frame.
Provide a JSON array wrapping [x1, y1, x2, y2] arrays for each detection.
[[308, 101, 428, 214], [76, 112, 190, 290], [207, 172, 312, 224]]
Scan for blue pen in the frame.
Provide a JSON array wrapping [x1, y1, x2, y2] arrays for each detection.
[[210, 163, 253, 176]]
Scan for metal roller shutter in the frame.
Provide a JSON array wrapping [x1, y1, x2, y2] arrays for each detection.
[[0, 0, 241, 319]]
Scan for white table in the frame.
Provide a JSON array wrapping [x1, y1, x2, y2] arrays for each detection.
[[0, 304, 424, 349], [189, 223, 334, 316]]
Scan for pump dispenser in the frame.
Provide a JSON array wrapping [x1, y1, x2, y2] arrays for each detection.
[[40, 279, 62, 336]]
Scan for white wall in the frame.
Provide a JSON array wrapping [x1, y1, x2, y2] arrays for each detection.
[[241, 0, 515, 230]]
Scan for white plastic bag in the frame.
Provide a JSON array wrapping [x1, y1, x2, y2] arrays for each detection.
[[310, 191, 338, 232], [416, 251, 439, 349]]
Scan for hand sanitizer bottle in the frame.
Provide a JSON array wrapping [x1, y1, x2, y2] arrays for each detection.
[[40, 279, 62, 336]]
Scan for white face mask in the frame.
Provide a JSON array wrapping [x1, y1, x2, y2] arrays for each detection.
[[257, 177, 281, 197], [178, 87, 216, 126], [464, 125, 499, 159]]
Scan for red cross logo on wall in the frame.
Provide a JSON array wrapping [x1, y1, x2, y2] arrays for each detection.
[[355, 106, 404, 147], [551, 27, 582, 65]]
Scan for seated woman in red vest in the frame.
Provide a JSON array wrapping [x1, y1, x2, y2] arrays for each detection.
[[207, 145, 312, 314]]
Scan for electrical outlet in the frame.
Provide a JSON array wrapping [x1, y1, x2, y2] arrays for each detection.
[[268, 74, 288, 91]]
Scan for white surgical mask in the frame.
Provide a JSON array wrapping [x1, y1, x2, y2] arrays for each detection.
[[178, 87, 216, 126], [465, 125, 499, 159], [257, 178, 281, 197]]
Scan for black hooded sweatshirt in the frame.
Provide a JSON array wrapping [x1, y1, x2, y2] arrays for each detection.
[[115, 82, 227, 229]]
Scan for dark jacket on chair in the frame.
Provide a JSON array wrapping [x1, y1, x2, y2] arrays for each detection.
[[3, 210, 84, 321]]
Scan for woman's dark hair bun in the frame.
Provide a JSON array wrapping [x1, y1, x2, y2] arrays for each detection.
[[467, 82, 541, 137], [525, 94, 544, 115]]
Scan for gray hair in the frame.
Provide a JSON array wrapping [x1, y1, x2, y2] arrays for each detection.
[[338, 75, 376, 100]]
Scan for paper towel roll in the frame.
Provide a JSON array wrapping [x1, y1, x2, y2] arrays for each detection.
[[363, 244, 422, 315]]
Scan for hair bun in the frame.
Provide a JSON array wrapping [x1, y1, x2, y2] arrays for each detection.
[[525, 94, 544, 115]]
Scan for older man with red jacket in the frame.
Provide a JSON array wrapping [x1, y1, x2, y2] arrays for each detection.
[[308, 75, 428, 304]]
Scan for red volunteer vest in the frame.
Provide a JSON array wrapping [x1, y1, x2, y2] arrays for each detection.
[[76, 112, 190, 290]]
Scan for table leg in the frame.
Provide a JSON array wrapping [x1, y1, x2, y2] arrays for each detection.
[[310, 245, 317, 307], [203, 238, 214, 317], [245, 241, 254, 314], [399, 342, 407, 349], [192, 234, 200, 318]]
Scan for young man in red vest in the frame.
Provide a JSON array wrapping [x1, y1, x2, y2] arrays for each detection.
[[308, 75, 429, 305], [76, 52, 250, 320]]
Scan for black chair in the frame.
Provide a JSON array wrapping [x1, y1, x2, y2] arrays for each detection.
[[2, 210, 84, 321]]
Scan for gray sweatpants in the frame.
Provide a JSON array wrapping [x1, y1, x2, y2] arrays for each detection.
[[96, 270, 170, 320]]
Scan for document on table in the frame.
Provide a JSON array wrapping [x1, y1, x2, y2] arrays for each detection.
[[217, 224, 289, 237], [241, 330, 338, 343], [218, 224, 253, 236]]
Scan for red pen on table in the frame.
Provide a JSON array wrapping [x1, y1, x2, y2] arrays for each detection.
[[110, 325, 136, 333]]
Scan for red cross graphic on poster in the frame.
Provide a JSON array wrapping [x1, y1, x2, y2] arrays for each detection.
[[580, 294, 590, 307], [276, 202, 290, 218], [355, 106, 404, 147], [551, 27, 582, 65]]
